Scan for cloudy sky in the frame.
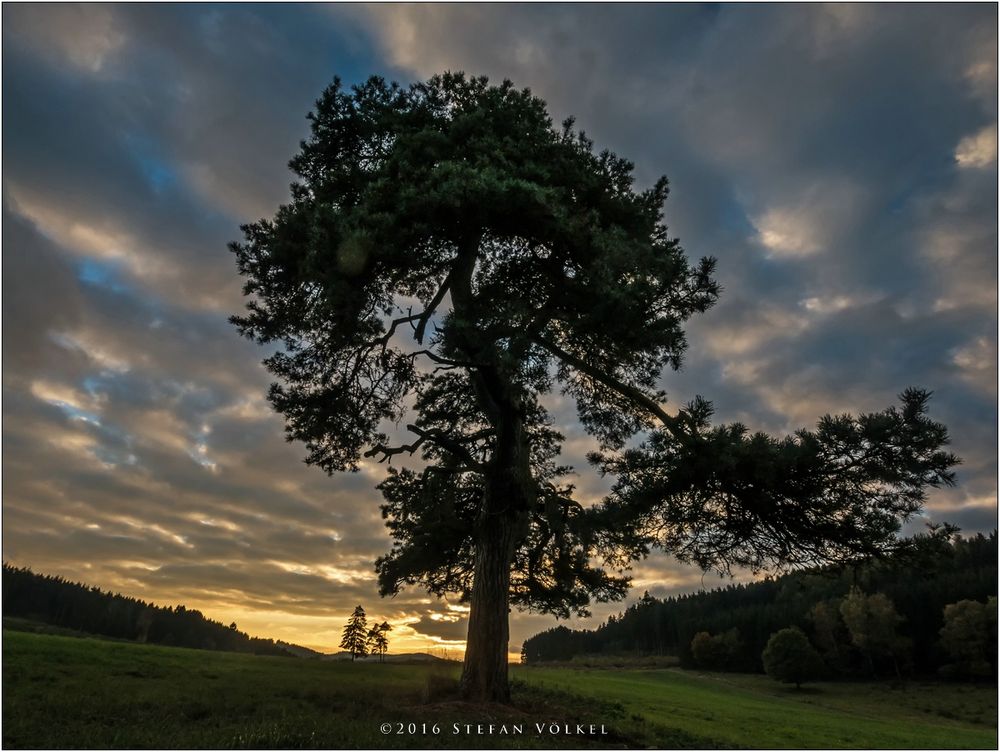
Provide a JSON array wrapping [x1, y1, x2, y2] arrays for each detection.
[[3, 4, 996, 656]]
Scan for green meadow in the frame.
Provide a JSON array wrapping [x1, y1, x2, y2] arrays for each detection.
[[3, 630, 996, 749], [512, 666, 997, 749]]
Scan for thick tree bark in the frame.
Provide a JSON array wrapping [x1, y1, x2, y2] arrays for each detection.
[[459, 429, 532, 702], [460, 508, 519, 702]]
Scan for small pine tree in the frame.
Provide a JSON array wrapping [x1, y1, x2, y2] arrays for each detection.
[[367, 621, 392, 663], [340, 605, 368, 660], [762, 627, 825, 689]]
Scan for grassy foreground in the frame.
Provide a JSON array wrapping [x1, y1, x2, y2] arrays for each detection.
[[3, 630, 996, 749], [512, 666, 997, 749]]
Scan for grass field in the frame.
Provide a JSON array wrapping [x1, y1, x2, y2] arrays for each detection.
[[3, 630, 996, 749], [512, 666, 997, 749]]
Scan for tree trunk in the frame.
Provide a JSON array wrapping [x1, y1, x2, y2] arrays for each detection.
[[450, 232, 532, 704], [460, 510, 519, 703], [458, 397, 531, 703]]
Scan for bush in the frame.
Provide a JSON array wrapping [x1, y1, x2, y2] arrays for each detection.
[[762, 627, 825, 689]]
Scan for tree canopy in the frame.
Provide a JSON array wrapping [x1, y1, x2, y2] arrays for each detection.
[[232, 71, 719, 615], [840, 588, 909, 677], [939, 597, 997, 678], [232, 72, 959, 702], [762, 627, 825, 688]]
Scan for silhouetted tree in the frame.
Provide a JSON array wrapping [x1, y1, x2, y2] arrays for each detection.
[[232, 72, 959, 702], [762, 627, 825, 689], [340, 605, 369, 660], [367, 621, 392, 663]]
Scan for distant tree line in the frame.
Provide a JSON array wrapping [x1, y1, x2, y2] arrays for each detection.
[[2, 564, 293, 657], [521, 530, 996, 678]]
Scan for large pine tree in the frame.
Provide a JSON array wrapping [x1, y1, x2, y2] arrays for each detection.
[[232, 72, 958, 702]]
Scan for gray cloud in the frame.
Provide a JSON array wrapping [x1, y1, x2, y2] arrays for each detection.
[[409, 614, 470, 643], [3, 4, 995, 653]]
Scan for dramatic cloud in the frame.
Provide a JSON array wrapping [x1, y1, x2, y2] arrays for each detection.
[[3, 4, 996, 654]]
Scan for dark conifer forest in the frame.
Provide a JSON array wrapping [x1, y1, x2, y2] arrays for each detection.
[[521, 531, 997, 677], [2, 565, 293, 657]]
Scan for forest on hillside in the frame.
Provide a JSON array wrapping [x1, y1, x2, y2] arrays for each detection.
[[2, 564, 293, 657], [521, 531, 997, 678]]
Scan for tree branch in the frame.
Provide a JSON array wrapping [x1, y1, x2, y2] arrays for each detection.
[[410, 349, 480, 369], [415, 272, 452, 345], [533, 334, 682, 436], [407, 424, 486, 472], [355, 311, 424, 365], [364, 434, 426, 463]]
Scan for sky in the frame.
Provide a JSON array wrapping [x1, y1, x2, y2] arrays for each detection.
[[2, 3, 997, 656]]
